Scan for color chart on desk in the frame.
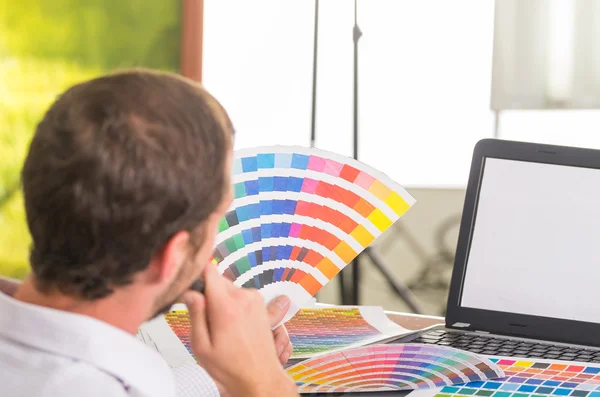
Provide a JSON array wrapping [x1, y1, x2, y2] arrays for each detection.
[[163, 305, 412, 360], [287, 306, 412, 359], [287, 344, 504, 394], [163, 308, 195, 359], [429, 358, 600, 397], [212, 146, 415, 322]]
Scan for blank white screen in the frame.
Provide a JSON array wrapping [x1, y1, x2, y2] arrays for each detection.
[[461, 158, 600, 323]]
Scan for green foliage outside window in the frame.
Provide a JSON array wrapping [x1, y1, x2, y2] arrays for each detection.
[[0, 0, 181, 278]]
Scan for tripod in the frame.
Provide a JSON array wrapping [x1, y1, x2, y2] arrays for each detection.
[[309, 0, 424, 313]]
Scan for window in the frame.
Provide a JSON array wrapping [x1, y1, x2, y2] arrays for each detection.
[[204, 0, 600, 187]]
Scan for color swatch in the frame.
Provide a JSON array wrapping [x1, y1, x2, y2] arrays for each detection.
[[427, 358, 600, 397], [286, 306, 412, 359], [213, 146, 415, 323], [287, 344, 504, 394], [163, 308, 195, 360]]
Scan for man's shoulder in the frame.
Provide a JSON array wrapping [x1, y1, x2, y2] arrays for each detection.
[[0, 349, 130, 397], [46, 360, 133, 396]]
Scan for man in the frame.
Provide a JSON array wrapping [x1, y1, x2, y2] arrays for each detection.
[[0, 69, 299, 397]]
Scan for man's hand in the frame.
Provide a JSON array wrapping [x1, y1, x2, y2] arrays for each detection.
[[183, 264, 298, 397], [267, 296, 293, 365]]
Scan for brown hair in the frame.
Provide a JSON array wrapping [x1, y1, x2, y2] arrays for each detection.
[[21, 69, 233, 299]]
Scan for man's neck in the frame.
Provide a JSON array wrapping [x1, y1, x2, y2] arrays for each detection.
[[13, 276, 150, 335]]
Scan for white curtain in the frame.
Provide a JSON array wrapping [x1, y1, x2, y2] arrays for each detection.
[[491, 0, 600, 110]]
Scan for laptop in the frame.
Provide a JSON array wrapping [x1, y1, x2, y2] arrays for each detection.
[[399, 138, 600, 363]]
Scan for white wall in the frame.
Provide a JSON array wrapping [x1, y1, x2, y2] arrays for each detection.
[[204, 0, 600, 187], [202, 0, 600, 314], [203, 0, 496, 188]]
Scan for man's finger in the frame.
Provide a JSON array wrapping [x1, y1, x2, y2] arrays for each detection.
[[267, 295, 290, 327], [182, 290, 211, 352], [203, 263, 233, 302], [273, 325, 289, 354], [280, 341, 293, 365]]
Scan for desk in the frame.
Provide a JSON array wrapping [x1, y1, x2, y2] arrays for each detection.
[[386, 311, 444, 331]]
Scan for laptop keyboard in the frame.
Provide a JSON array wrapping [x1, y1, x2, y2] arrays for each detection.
[[411, 329, 600, 363]]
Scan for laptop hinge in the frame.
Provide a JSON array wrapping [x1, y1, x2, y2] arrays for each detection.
[[452, 322, 471, 328], [451, 322, 490, 334]]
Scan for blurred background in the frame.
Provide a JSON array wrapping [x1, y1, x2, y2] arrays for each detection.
[[0, 0, 180, 279], [2, 0, 599, 316]]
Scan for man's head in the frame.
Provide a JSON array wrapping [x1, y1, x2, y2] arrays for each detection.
[[21, 69, 234, 319]]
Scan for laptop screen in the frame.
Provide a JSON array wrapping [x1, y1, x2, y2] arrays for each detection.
[[460, 157, 600, 324]]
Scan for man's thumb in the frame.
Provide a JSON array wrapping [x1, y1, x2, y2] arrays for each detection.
[[266, 295, 291, 327]]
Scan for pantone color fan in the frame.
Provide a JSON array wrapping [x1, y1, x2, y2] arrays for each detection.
[[287, 344, 504, 393], [212, 146, 415, 322]]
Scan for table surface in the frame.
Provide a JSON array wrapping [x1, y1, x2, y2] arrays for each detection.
[[385, 310, 445, 331]]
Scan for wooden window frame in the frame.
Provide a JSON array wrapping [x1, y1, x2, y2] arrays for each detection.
[[181, 0, 204, 82]]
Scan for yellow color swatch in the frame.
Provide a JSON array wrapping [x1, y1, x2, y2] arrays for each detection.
[[289, 366, 316, 378], [384, 191, 411, 216], [514, 361, 534, 367], [350, 225, 375, 247], [316, 257, 341, 279], [368, 180, 392, 201], [333, 241, 357, 263], [367, 208, 392, 232]]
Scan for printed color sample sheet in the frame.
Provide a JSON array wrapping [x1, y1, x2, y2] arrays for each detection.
[[138, 307, 197, 369], [286, 306, 412, 359], [163, 309, 195, 359], [409, 358, 600, 397], [160, 305, 412, 361], [287, 344, 504, 394]]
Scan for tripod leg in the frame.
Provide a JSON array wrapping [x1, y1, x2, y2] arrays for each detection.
[[364, 246, 424, 314], [350, 0, 362, 307], [338, 268, 347, 304], [351, 258, 360, 305]]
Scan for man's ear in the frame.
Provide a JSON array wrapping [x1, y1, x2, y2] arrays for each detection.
[[148, 231, 191, 284]]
